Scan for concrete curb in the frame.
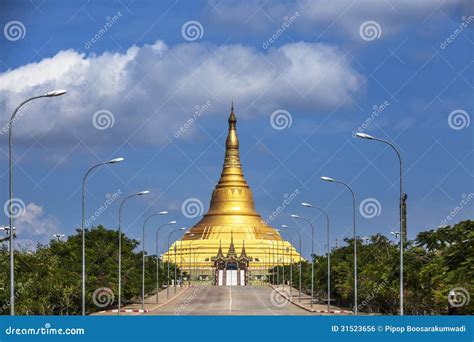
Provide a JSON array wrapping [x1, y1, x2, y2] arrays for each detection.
[[96, 287, 191, 314], [145, 287, 191, 312], [268, 284, 353, 315]]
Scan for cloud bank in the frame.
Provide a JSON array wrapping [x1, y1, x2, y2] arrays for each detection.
[[209, 0, 472, 39], [0, 40, 363, 146]]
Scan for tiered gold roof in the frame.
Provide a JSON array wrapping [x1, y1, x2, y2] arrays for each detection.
[[165, 105, 301, 269]]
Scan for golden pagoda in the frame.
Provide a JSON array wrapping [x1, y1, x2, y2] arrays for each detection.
[[165, 105, 301, 284]]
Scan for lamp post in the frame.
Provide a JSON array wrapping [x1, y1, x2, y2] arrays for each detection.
[[141, 211, 168, 310], [0, 227, 15, 243], [275, 231, 280, 285], [266, 234, 276, 284], [52, 234, 65, 242], [167, 228, 186, 299], [180, 233, 194, 286], [281, 224, 302, 302], [356, 132, 405, 315], [291, 214, 315, 307], [321, 176, 358, 315], [155, 221, 176, 303], [188, 239, 199, 286], [261, 246, 270, 285], [174, 243, 178, 294], [301, 202, 331, 312], [117, 190, 150, 315], [81, 157, 124, 316], [8, 89, 67, 316], [279, 231, 293, 291]]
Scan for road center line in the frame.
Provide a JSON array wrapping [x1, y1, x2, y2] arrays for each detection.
[[228, 286, 233, 312]]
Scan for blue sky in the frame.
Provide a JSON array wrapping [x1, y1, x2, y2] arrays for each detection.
[[0, 0, 472, 258]]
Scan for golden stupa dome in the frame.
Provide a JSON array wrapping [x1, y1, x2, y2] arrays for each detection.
[[165, 105, 301, 274]]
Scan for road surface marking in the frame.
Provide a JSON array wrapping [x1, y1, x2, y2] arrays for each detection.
[[228, 286, 233, 312]]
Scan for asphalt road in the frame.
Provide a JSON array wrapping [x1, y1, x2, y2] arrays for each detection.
[[146, 286, 313, 315]]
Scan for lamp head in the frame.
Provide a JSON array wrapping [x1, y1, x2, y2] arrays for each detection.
[[281, 224, 289, 228], [158, 211, 168, 215], [321, 176, 335, 182], [45, 89, 67, 97], [138, 190, 150, 195], [179, 227, 186, 230], [356, 132, 374, 140], [168, 220, 177, 224], [107, 157, 124, 164], [301, 202, 312, 208], [290, 214, 300, 219]]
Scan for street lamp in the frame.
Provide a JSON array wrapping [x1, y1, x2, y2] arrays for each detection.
[[390, 231, 400, 240], [181, 233, 194, 286], [321, 176, 358, 315], [52, 234, 65, 242], [8, 89, 67, 315], [266, 233, 276, 284], [281, 225, 302, 302], [301, 202, 331, 313], [141, 211, 168, 310], [356, 132, 406, 315], [275, 229, 281, 285], [155, 221, 176, 303], [81, 157, 124, 316], [290, 214, 315, 307], [167, 227, 186, 299], [117, 190, 150, 315], [279, 230, 293, 290], [0, 226, 15, 243], [188, 239, 199, 286]]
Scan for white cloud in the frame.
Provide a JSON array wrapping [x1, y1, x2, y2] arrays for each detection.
[[0, 40, 363, 146], [209, 0, 471, 39], [16, 203, 59, 245]]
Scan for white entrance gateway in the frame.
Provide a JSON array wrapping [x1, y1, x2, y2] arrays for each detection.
[[226, 270, 238, 286], [212, 236, 252, 286]]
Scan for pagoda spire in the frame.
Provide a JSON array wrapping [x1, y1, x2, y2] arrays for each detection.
[[227, 230, 237, 258], [204, 104, 259, 217], [216, 240, 224, 258], [240, 240, 248, 259]]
